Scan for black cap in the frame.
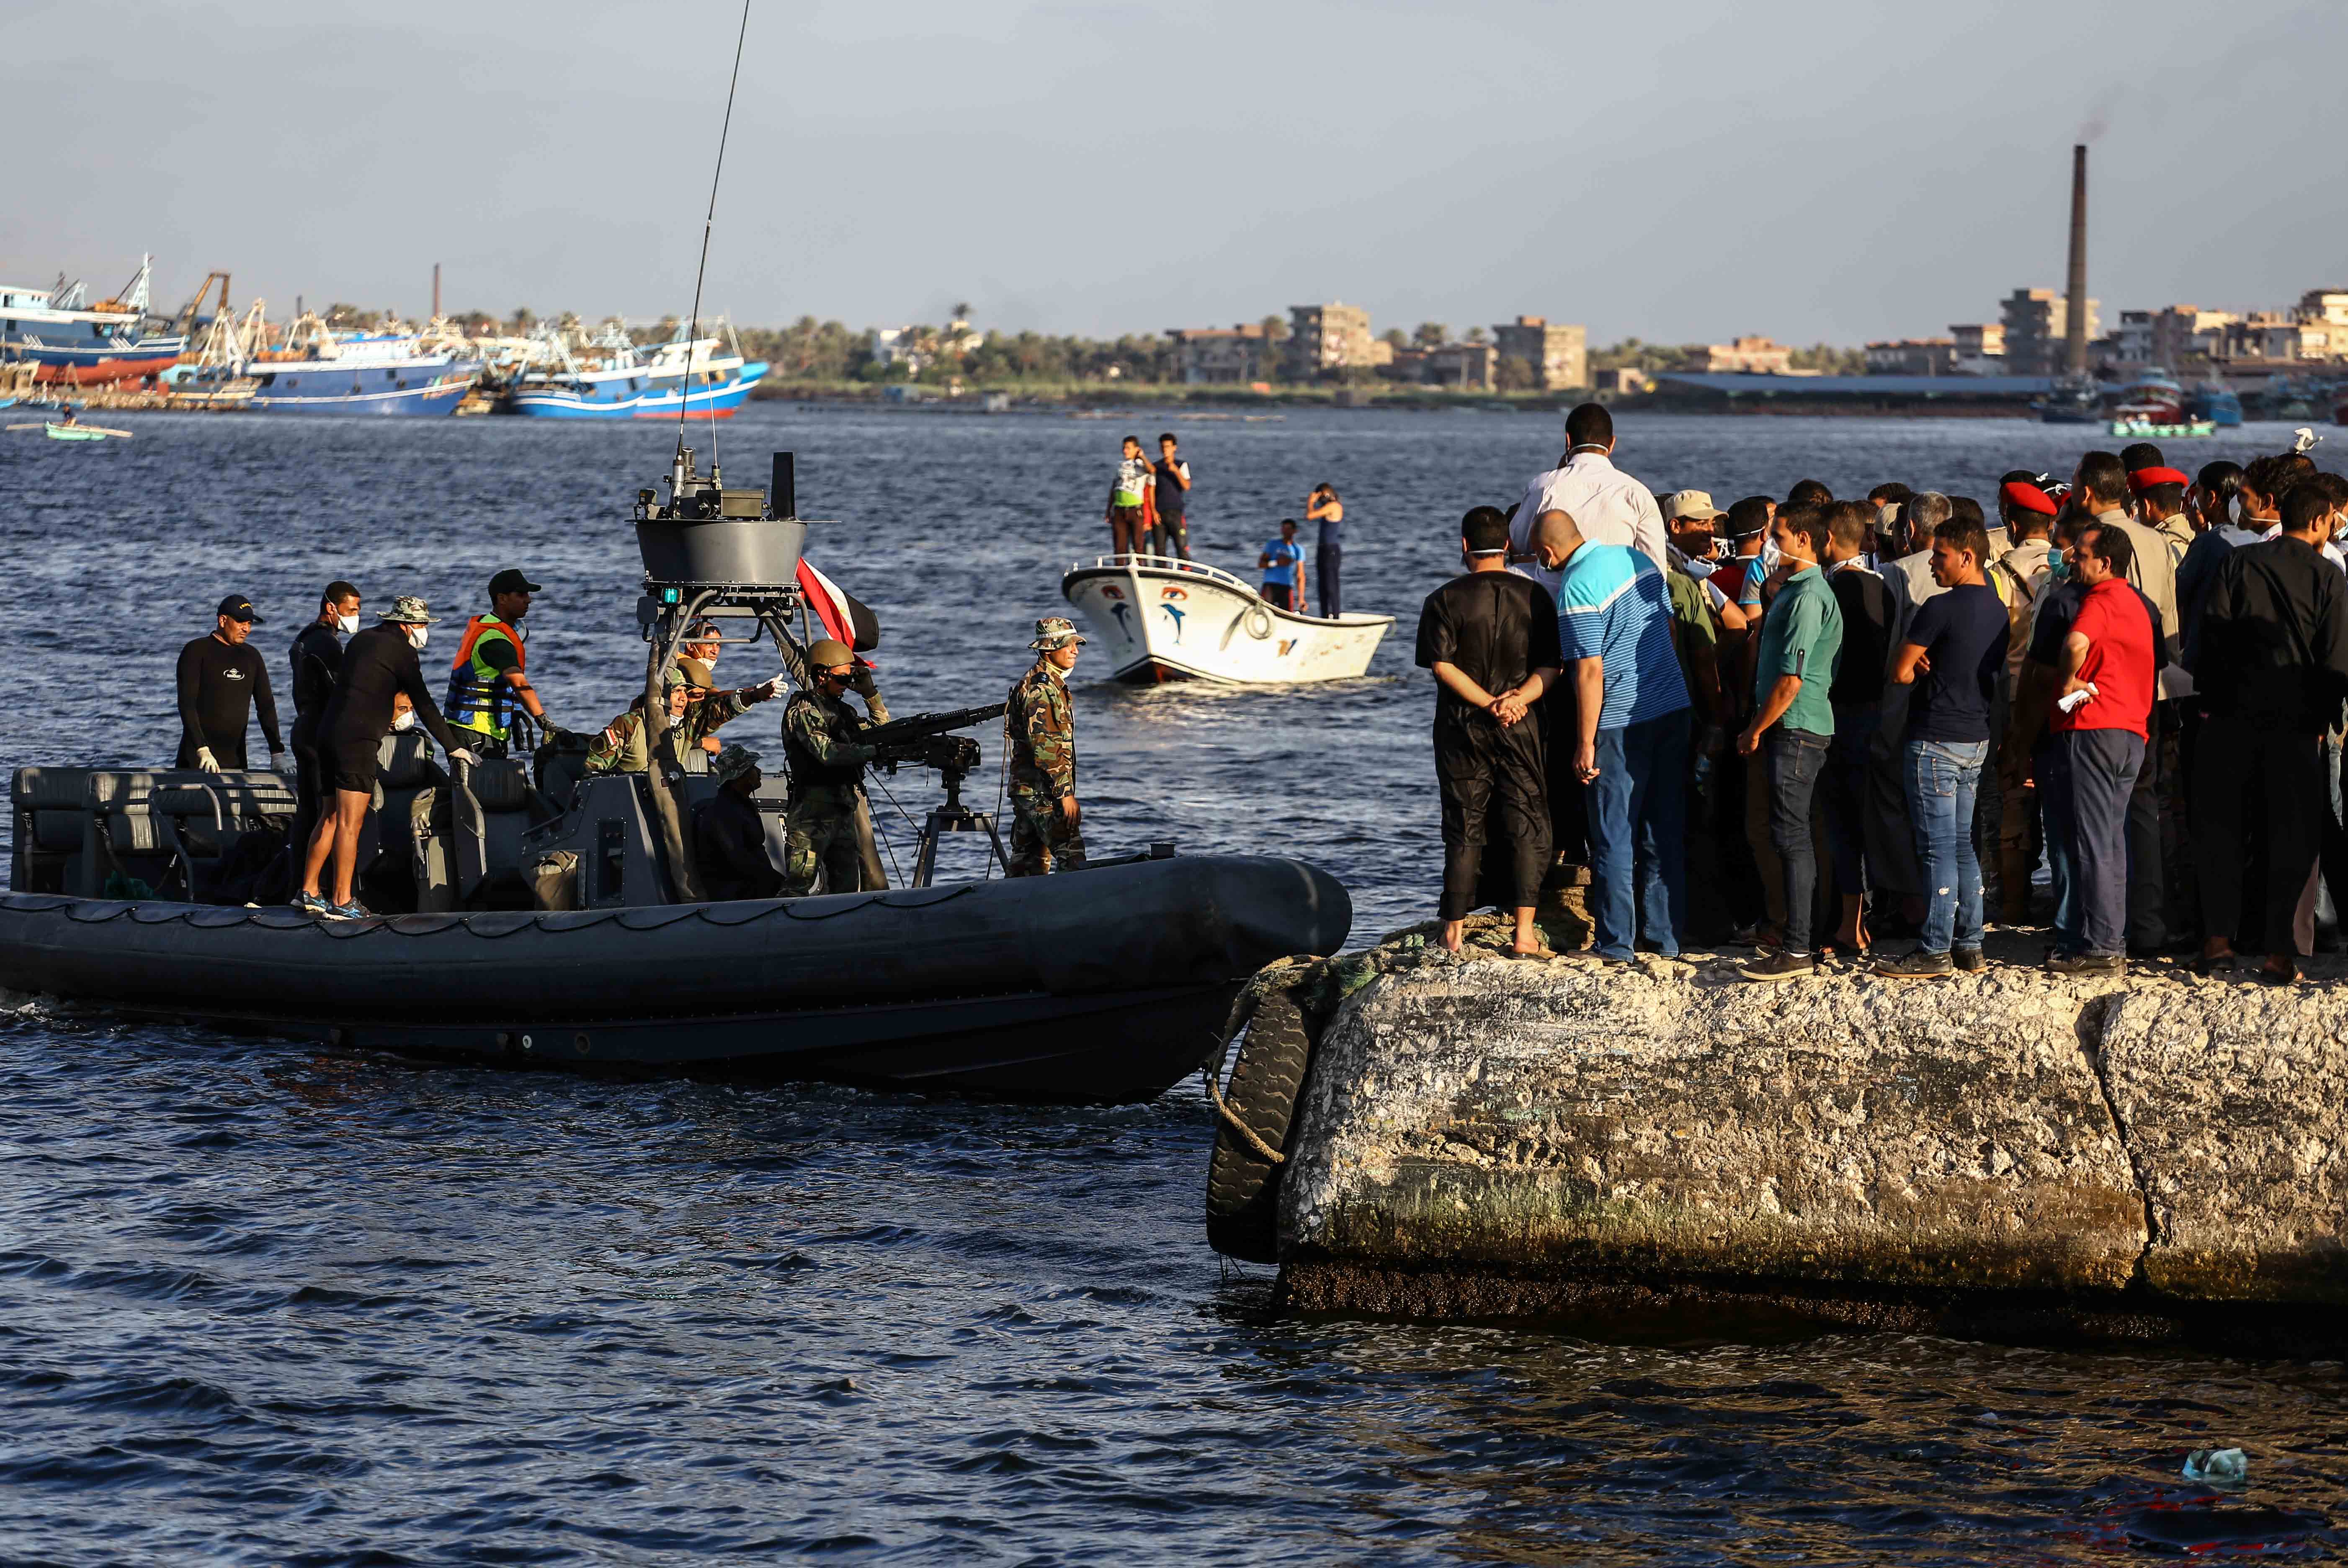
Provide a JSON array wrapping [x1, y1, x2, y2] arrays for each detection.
[[216, 594, 261, 624], [488, 568, 542, 597]]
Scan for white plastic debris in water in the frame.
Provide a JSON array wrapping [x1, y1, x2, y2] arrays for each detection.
[[2183, 1447, 2248, 1487]]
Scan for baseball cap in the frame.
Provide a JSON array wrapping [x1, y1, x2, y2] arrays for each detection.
[[217, 594, 262, 624], [488, 568, 542, 597], [1660, 490, 1725, 523]]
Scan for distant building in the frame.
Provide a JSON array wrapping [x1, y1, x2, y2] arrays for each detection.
[[1382, 347, 1429, 382], [2157, 306, 2237, 365], [872, 326, 922, 373], [2214, 313, 2348, 364], [1864, 338, 1956, 376], [1491, 315, 1588, 391], [1168, 323, 1269, 385], [1288, 302, 1378, 378], [1697, 336, 1793, 374], [1423, 341, 1497, 392], [2299, 289, 2348, 328], [1949, 322, 2005, 375], [1592, 367, 1650, 395], [2000, 288, 2100, 376]]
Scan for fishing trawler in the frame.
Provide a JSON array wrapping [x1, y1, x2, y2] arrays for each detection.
[[505, 321, 767, 418], [243, 313, 481, 415], [0, 258, 186, 385]]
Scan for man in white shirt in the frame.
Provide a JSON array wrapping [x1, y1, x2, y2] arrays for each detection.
[[1509, 402, 1670, 593]]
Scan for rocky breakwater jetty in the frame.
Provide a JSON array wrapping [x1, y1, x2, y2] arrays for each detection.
[[1204, 928, 2348, 1353]]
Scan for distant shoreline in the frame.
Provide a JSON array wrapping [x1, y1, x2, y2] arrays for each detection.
[[750, 382, 2070, 420]]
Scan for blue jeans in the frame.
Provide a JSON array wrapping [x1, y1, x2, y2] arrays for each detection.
[[1767, 727, 1830, 954], [1586, 709, 1692, 960], [1903, 738, 1989, 955]]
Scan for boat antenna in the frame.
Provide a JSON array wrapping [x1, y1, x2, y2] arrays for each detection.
[[678, 0, 752, 469]]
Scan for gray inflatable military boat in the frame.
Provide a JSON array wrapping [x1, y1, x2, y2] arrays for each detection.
[[0, 450, 1352, 1102]]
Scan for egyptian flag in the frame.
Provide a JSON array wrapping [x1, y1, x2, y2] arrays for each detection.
[[796, 559, 881, 666]]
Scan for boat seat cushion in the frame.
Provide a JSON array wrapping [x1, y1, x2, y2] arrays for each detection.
[[467, 759, 536, 813], [109, 812, 179, 854], [149, 786, 227, 822], [14, 767, 93, 810]]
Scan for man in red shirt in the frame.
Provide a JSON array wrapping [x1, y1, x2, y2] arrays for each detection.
[[2044, 523, 2156, 974]]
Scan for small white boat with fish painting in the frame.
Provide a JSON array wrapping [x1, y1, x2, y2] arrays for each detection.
[[1060, 554, 1392, 685]]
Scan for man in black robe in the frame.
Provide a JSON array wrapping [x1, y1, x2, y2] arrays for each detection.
[[1416, 505, 1562, 954]]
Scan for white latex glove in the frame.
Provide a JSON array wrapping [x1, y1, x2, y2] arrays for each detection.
[[2056, 683, 2098, 716], [448, 748, 479, 766], [194, 746, 220, 774], [269, 750, 291, 776]]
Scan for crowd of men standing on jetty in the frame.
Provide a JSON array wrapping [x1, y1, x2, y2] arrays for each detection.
[[1419, 402, 2348, 985]]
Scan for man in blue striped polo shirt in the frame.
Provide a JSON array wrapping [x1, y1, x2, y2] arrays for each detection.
[[1538, 508, 1693, 962]]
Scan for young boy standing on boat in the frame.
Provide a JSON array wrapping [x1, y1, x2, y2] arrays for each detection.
[[1106, 435, 1155, 556], [1260, 519, 1307, 611]]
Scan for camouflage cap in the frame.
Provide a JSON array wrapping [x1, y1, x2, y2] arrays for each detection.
[[1029, 616, 1087, 650], [378, 595, 436, 624], [711, 744, 762, 785]]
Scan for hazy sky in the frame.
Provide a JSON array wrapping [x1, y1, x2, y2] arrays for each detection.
[[12, 0, 2348, 345]]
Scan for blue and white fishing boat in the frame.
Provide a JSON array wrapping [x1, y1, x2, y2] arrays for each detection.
[[244, 314, 480, 416], [505, 322, 765, 419], [1, 258, 185, 385]]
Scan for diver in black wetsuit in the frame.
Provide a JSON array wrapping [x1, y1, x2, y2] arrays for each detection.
[[295, 596, 471, 919], [175, 594, 285, 773]]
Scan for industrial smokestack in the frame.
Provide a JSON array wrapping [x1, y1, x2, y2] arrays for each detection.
[[2064, 144, 2088, 378]]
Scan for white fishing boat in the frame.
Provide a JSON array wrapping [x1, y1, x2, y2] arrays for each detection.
[[1060, 554, 1392, 685]]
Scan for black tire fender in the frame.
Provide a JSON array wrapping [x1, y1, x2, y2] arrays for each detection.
[[1204, 987, 1314, 1264]]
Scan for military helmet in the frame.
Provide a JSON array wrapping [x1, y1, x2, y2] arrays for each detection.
[[711, 744, 762, 785], [379, 595, 436, 625], [1029, 616, 1087, 651], [807, 638, 855, 671]]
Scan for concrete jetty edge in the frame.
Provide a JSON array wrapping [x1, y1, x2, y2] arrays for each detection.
[[1250, 927, 2348, 1354]]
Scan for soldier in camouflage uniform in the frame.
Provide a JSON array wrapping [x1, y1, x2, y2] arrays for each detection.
[[779, 639, 879, 896], [584, 664, 783, 776], [1006, 616, 1086, 876]]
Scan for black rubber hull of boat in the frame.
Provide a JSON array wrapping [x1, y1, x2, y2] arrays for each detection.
[[0, 856, 1351, 1104]]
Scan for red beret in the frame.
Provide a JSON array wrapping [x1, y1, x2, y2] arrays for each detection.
[[2128, 466, 2191, 491], [2001, 480, 2059, 516]]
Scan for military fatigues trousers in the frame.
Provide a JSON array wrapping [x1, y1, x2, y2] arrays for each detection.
[[782, 787, 864, 896], [1007, 788, 1085, 876]]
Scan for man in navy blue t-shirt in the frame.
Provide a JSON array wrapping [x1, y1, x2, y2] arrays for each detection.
[[1881, 516, 2009, 976]]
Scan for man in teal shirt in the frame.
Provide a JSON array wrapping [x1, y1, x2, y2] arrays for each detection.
[[1735, 502, 1843, 980]]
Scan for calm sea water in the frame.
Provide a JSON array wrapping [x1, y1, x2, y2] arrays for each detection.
[[1, 406, 2342, 1563]]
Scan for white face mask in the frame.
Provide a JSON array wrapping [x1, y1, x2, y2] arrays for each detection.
[[391, 710, 417, 732], [336, 613, 359, 636]]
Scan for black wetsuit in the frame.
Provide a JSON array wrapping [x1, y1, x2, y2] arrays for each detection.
[[175, 634, 283, 770], [288, 622, 345, 843], [321, 625, 463, 793], [693, 787, 784, 901], [1415, 570, 1561, 918]]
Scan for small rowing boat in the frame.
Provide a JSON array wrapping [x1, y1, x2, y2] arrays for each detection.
[[7, 420, 133, 441]]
